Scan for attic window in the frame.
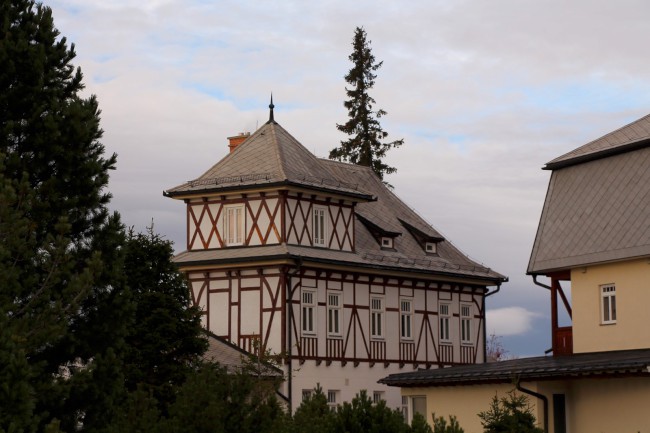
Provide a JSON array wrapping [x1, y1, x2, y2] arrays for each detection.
[[425, 242, 437, 254], [381, 237, 393, 249]]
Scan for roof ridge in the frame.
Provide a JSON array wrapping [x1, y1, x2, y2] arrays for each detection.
[[268, 123, 288, 181]]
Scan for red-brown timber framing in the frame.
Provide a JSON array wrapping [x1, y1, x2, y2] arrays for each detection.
[[185, 261, 490, 367], [185, 192, 283, 250], [548, 270, 573, 356]]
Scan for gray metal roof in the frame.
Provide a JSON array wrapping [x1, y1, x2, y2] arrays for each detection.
[[203, 333, 283, 377], [379, 348, 650, 387], [528, 126, 650, 274], [169, 120, 505, 284], [165, 121, 374, 200], [545, 113, 650, 170]]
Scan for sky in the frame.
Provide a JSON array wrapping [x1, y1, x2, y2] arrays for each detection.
[[47, 0, 650, 356]]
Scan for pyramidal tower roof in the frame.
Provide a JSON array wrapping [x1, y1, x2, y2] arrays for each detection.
[[165, 104, 373, 200]]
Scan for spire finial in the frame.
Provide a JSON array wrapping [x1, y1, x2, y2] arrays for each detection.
[[268, 93, 275, 123]]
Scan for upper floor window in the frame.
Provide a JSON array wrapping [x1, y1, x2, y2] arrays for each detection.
[[224, 204, 244, 246], [381, 237, 393, 249], [400, 299, 413, 340], [313, 206, 328, 247], [425, 242, 437, 254], [302, 290, 316, 335], [460, 304, 471, 344], [327, 292, 342, 337], [439, 303, 451, 342], [601, 284, 616, 324], [370, 297, 384, 339]]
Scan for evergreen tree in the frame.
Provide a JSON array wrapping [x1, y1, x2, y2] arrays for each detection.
[[331, 390, 409, 433], [290, 385, 335, 433], [331, 26, 404, 181], [0, 1, 128, 430], [121, 227, 208, 412], [478, 391, 544, 433]]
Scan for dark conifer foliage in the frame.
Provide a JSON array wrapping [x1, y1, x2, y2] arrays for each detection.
[[330, 26, 404, 180], [0, 1, 126, 430], [121, 227, 208, 412]]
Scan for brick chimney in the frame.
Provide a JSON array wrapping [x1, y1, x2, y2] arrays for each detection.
[[227, 132, 250, 153]]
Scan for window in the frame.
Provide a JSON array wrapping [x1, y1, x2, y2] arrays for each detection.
[[461, 304, 471, 344], [302, 389, 312, 401], [370, 297, 384, 339], [400, 299, 413, 340], [313, 206, 327, 247], [302, 290, 316, 334], [401, 396, 409, 421], [425, 242, 437, 254], [224, 205, 244, 246], [381, 237, 393, 248], [373, 391, 385, 403], [601, 284, 616, 324], [410, 396, 427, 423], [327, 390, 339, 409], [327, 292, 342, 337], [439, 303, 451, 342]]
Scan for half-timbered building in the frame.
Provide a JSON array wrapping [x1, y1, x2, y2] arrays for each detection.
[[164, 104, 506, 411]]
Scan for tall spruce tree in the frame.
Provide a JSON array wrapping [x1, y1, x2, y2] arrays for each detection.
[[0, 1, 130, 430], [330, 26, 404, 180]]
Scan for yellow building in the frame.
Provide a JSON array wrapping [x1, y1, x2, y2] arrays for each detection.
[[381, 114, 650, 433]]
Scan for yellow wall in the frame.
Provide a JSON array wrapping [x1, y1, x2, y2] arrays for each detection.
[[571, 258, 650, 353], [401, 384, 541, 433], [569, 377, 650, 433], [403, 377, 650, 433]]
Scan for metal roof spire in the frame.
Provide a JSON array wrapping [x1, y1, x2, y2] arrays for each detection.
[[268, 93, 275, 123]]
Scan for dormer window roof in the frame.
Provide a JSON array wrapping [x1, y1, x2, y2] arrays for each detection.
[[399, 219, 444, 254], [356, 214, 400, 249]]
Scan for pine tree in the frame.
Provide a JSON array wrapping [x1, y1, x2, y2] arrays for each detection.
[[331, 26, 404, 181], [0, 1, 129, 430], [121, 227, 208, 412]]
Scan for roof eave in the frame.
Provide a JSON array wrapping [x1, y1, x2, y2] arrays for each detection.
[[163, 180, 376, 201], [543, 138, 650, 170]]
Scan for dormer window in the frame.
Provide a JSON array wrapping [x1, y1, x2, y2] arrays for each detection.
[[381, 237, 393, 249], [425, 242, 437, 254]]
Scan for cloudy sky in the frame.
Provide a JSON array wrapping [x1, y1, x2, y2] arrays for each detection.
[[47, 0, 649, 356]]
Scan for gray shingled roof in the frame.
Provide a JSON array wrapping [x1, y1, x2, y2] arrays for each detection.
[[379, 348, 650, 387], [528, 116, 650, 274], [164, 121, 374, 200], [203, 333, 283, 377], [545, 113, 650, 170], [172, 154, 504, 283]]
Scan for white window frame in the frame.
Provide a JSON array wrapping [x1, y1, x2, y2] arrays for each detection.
[[601, 284, 617, 324], [301, 289, 316, 335], [381, 237, 393, 248], [401, 396, 409, 421], [372, 391, 384, 404], [439, 303, 451, 343], [425, 242, 437, 254], [302, 389, 312, 402], [312, 205, 328, 247], [224, 204, 245, 246], [327, 390, 339, 409], [327, 292, 342, 337], [400, 299, 413, 340], [408, 395, 427, 424], [370, 296, 385, 339], [460, 303, 472, 344]]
